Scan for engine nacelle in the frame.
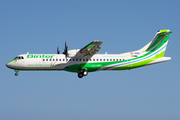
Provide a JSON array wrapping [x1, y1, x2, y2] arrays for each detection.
[[68, 49, 83, 58]]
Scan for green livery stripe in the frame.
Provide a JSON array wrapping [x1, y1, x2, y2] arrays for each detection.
[[87, 44, 95, 49], [101, 36, 169, 70], [160, 29, 171, 33], [113, 50, 166, 70], [146, 34, 166, 51], [130, 35, 169, 63], [7, 59, 20, 64], [104, 44, 167, 71]]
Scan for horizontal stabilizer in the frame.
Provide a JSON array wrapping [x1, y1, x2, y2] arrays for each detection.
[[146, 57, 171, 66]]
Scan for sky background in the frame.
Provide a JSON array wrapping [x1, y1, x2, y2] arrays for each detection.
[[0, 0, 180, 120]]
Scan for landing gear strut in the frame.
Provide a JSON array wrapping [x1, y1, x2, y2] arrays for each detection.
[[77, 68, 88, 78]]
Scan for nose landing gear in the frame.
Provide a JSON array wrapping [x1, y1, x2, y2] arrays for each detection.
[[15, 70, 19, 76], [15, 72, 18, 76]]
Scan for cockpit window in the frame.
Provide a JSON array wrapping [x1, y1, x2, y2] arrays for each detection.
[[14, 57, 19, 59], [14, 56, 24, 59]]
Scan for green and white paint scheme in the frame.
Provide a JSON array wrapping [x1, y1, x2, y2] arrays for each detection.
[[6, 29, 172, 78]]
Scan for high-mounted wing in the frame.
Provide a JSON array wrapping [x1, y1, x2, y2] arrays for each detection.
[[80, 40, 103, 56]]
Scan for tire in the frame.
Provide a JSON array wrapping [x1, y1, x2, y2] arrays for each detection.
[[78, 72, 83, 78], [15, 73, 18, 76], [83, 70, 88, 76]]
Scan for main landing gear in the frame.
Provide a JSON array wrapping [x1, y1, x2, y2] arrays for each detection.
[[78, 69, 88, 78], [15, 70, 19, 76]]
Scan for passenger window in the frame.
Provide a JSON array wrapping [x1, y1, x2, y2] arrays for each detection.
[[56, 59, 58, 61], [59, 59, 61, 61], [116, 59, 118, 61], [43, 59, 45, 61], [107, 59, 109, 61], [93, 59, 95, 61], [113, 59, 115, 61], [76, 59, 78, 61], [86, 59, 88, 61], [110, 59, 112, 61], [83, 59, 85, 61], [49, 59, 51, 61], [53, 59, 55, 61], [100, 59, 102, 61], [63, 59, 65, 61], [97, 59, 98, 61], [73, 59, 75, 61], [46, 59, 48, 61], [79, 59, 81, 61], [104, 59, 105, 61]]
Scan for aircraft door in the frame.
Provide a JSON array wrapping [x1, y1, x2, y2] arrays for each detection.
[[51, 58, 56, 66], [127, 54, 132, 67]]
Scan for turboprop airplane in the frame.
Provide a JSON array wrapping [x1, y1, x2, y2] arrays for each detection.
[[6, 29, 172, 78]]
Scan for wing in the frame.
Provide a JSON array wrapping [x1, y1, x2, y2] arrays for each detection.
[[80, 40, 103, 56]]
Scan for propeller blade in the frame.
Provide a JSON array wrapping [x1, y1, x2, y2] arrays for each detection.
[[57, 46, 60, 54], [63, 41, 68, 58]]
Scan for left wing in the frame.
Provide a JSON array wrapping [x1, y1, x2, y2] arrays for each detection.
[[80, 40, 103, 56]]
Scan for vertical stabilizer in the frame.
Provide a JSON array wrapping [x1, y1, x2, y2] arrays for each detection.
[[138, 29, 172, 57], [145, 30, 172, 52]]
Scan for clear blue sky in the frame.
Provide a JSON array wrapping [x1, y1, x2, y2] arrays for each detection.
[[1, 0, 180, 120]]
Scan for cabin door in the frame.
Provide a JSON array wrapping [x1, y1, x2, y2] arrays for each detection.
[[51, 58, 57, 67], [127, 55, 132, 67]]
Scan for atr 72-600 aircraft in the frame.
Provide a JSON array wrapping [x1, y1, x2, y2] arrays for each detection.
[[6, 29, 172, 78]]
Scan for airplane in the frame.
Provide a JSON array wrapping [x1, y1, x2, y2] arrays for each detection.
[[6, 29, 172, 78]]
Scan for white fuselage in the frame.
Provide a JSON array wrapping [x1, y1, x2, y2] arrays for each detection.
[[7, 53, 131, 70]]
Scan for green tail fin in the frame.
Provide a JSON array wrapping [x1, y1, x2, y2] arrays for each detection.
[[145, 29, 172, 52]]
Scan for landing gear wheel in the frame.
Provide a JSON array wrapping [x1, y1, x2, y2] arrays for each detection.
[[78, 72, 83, 78], [15, 72, 18, 76], [83, 70, 88, 76]]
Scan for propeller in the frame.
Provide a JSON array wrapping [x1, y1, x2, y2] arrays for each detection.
[[63, 41, 68, 60], [57, 46, 60, 54]]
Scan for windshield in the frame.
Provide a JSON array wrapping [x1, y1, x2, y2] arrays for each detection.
[[14, 56, 24, 59]]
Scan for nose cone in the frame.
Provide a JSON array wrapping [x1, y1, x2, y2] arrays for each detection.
[[6, 62, 11, 68], [6, 60, 14, 69]]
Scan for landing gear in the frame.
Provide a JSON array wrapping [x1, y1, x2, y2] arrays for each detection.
[[15, 70, 19, 76], [83, 70, 88, 76], [78, 72, 83, 78], [15, 72, 18, 76], [77, 69, 88, 78]]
